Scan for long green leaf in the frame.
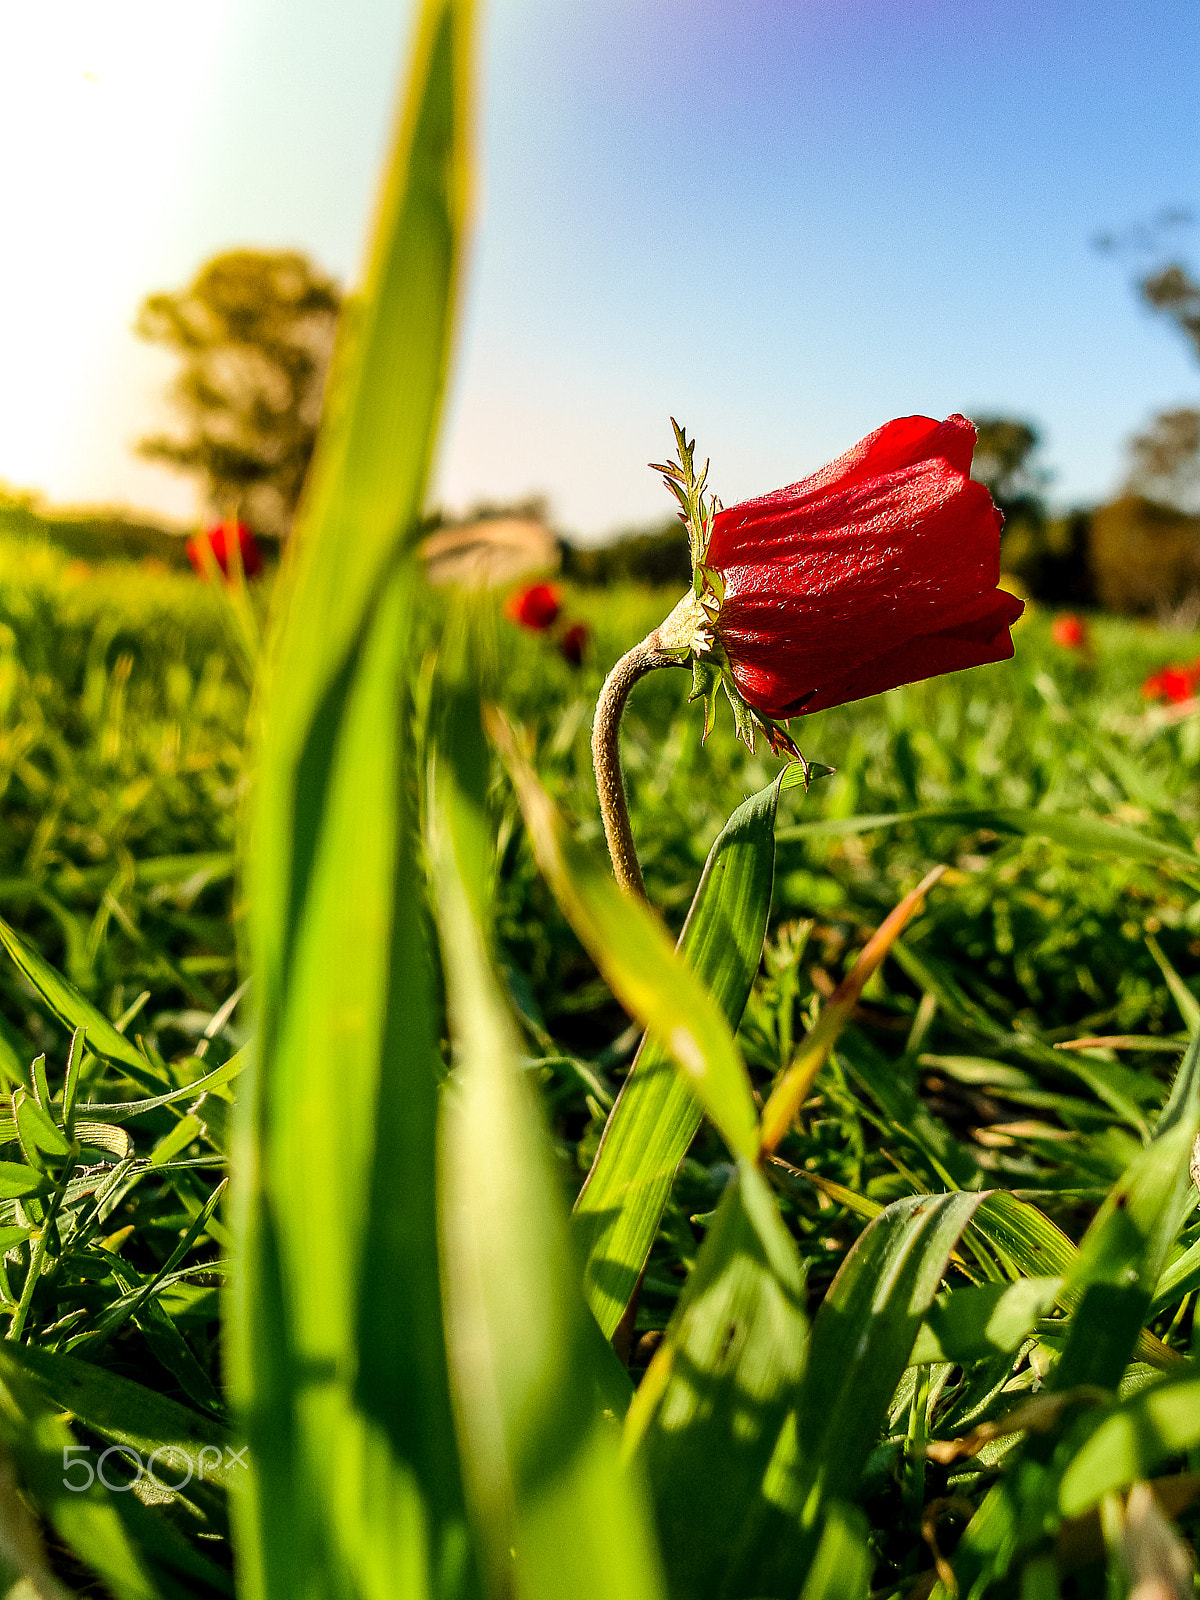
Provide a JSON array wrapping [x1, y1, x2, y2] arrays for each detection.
[[624, 1162, 808, 1600], [776, 804, 1200, 872], [0, 914, 160, 1088], [1058, 1371, 1200, 1516], [0, 1353, 160, 1600], [493, 713, 759, 1164], [0, 1342, 239, 1489], [1050, 1029, 1200, 1394], [230, 3, 476, 1598], [789, 1192, 983, 1516], [574, 781, 779, 1339], [434, 663, 664, 1600]]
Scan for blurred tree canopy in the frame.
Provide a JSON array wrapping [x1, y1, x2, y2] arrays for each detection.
[[136, 249, 341, 537], [1125, 262, 1200, 513], [1125, 406, 1200, 512], [1142, 261, 1200, 364], [1087, 258, 1200, 618], [970, 417, 1047, 518], [967, 416, 1092, 601]]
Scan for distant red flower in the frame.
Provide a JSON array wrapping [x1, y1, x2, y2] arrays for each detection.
[[703, 414, 1023, 718], [559, 621, 589, 667], [1142, 663, 1200, 705], [1050, 613, 1089, 651], [187, 520, 263, 581], [505, 582, 561, 632]]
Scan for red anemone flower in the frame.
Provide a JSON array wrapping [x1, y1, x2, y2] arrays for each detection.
[[1050, 613, 1089, 651], [1142, 664, 1200, 705], [505, 582, 561, 632], [559, 621, 589, 667], [187, 520, 263, 580], [703, 415, 1024, 718]]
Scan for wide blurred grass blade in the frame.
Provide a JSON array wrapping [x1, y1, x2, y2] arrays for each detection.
[[797, 1504, 872, 1600], [433, 665, 665, 1600], [623, 1162, 808, 1600], [229, 4, 476, 1598], [492, 712, 759, 1164], [574, 781, 779, 1339]]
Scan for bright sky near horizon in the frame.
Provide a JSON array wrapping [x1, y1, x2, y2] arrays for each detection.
[[1, 0, 1198, 539]]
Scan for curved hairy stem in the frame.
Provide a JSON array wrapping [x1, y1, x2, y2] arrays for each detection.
[[592, 632, 685, 897]]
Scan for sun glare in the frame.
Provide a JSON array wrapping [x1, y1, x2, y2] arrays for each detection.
[[0, 1, 231, 506]]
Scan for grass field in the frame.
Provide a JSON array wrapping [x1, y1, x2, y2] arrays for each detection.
[[0, 526, 1198, 1592]]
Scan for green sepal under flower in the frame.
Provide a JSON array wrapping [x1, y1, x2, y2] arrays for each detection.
[[652, 420, 832, 789]]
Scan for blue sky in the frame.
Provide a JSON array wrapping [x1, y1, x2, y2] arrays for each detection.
[[2, 0, 1197, 537]]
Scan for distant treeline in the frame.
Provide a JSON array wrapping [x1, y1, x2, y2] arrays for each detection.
[[8, 485, 1200, 623], [0, 492, 282, 570], [559, 519, 691, 588]]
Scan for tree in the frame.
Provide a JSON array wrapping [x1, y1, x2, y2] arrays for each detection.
[[969, 416, 1048, 524], [1124, 406, 1200, 512], [1126, 263, 1200, 511], [136, 249, 342, 537], [1141, 261, 1200, 364]]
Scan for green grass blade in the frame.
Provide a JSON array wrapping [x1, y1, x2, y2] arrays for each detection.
[[1058, 1370, 1200, 1516], [791, 1192, 983, 1516], [951, 1035, 1200, 1594], [0, 1353, 160, 1599], [434, 672, 665, 1600], [230, 3, 476, 1597], [776, 805, 1200, 872], [910, 1277, 1064, 1368], [0, 914, 160, 1088], [0, 1342, 238, 1487], [623, 1162, 808, 1600], [493, 713, 760, 1164], [1050, 1033, 1200, 1394], [573, 780, 779, 1339], [797, 1504, 873, 1600]]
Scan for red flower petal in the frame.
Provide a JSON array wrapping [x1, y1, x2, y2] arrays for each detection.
[[704, 415, 1019, 719], [559, 621, 589, 667], [188, 521, 263, 580], [505, 582, 562, 631]]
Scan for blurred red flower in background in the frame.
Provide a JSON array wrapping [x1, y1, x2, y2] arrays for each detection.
[[1142, 663, 1200, 705], [559, 622, 589, 667], [505, 582, 561, 631], [1050, 613, 1089, 650], [704, 414, 1023, 718], [187, 520, 263, 581]]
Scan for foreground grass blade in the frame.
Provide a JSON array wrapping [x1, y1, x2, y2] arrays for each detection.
[[434, 671, 665, 1600], [230, 4, 476, 1598], [574, 780, 779, 1339], [492, 711, 759, 1164], [623, 1162, 808, 1600]]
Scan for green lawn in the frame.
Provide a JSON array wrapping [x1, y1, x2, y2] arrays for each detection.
[[1, 535, 1200, 1593]]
